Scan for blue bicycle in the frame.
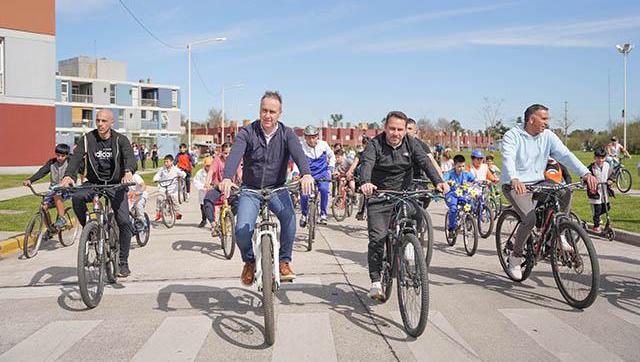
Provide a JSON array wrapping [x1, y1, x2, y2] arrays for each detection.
[[475, 182, 495, 239]]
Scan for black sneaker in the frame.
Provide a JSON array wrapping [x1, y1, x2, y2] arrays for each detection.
[[118, 263, 131, 278], [198, 220, 207, 228]]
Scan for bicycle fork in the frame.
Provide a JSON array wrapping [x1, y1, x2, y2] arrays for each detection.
[[253, 222, 282, 292]]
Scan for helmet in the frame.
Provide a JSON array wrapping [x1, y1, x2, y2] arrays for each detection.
[[471, 149, 484, 159], [303, 125, 319, 136], [203, 156, 213, 166]]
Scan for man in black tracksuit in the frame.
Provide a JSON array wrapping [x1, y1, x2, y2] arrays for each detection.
[[60, 109, 137, 277], [359, 111, 449, 301]]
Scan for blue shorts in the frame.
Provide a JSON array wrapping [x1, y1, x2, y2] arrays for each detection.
[[43, 190, 71, 206]]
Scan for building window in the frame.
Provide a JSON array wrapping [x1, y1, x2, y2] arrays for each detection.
[[141, 110, 147, 119], [110, 84, 116, 104], [0, 37, 4, 95], [331, 135, 337, 140], [171, 89, 178, 108]]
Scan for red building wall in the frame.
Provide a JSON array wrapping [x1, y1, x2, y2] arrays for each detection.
[[0, 104, 55, 166]]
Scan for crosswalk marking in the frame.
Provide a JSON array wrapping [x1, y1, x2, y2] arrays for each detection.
[[391, 310, 480, 362], [499, 308, 623, 362], [132, 315, 211, 362], [0, 276, 323, 300], [272, 313, 338, 362], [0, 320, 101, 362]]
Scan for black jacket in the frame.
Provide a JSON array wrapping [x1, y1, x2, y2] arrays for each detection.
[[65, 129, 136, 184], [360, 133, 443, 191]]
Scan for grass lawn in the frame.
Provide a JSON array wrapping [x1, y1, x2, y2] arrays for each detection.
[[0, 195, 57, 232], [0, 175, 47, 190]]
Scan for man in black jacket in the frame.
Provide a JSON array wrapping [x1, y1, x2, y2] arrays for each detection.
[[359, 111, 449, 300], [60, 109, 137, 277]]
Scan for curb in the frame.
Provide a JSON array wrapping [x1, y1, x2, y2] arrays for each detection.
[[0, 234, 25, 258]]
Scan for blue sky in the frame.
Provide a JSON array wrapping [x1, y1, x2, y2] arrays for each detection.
[[56, 0, 640, 131]]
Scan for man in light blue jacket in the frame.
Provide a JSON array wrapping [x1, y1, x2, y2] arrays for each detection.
[[501, 104, 598, 280]]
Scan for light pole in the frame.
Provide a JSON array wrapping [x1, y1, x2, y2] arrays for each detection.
[[616, 43, 633, 150], [187, 36, 226, 148], [220, 83, 244, 143]]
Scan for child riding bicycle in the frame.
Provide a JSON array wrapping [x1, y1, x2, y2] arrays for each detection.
[[153, 154, 186, 221], [443, 154, 476, 234], [128, 172, 148, 225]]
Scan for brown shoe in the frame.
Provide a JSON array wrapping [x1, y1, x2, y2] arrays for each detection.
[[241, 261, 255, 286], [279, 261, 296, 281]]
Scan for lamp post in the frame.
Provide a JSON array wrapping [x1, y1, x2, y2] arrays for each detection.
[[187, 36, 226, 148], [616, 43, 634, 150], [220, 83, 244, 143]]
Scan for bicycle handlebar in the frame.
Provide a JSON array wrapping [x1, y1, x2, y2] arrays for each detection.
[[526, 182, 585, 193], [155, 177, 182, 187], [53, 182, 136, 194], [26, 184, 49, 197]]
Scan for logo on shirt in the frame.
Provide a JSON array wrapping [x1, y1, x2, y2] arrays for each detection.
[[403, 152, 410, 158], [95, 150, 113, 159]]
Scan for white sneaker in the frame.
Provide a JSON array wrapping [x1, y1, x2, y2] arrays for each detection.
[[368, 281, 384, 301], [319, 215, 328, 225], [404, 243, 415, 262], [507, 255, 523, 280], [559, 235, 573, 252]]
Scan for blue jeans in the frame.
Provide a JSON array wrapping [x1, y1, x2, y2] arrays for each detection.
[[300, 181, 330, 217], [235, 188, 296, 263], [446, 195, 460, 231]]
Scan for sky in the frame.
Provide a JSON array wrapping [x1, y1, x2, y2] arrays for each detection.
[[56, 0, 640, 131]]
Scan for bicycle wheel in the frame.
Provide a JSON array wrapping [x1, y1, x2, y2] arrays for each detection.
[[551, 222, 600, 309], [135, 213, 151, 247], [161, 201, 176, 228], [444, 212, 456, 246], [616, 168, 632, 193], [331, 195, 347, 222], [397, 233, 429, 337], [380, 236, 394, 302], [495, 209, 533, 282], [23, 212, 44, 258], [77, 221, 104, 308], [419, 209, 434, 267], [59, 207, 79, 247], [487, 197, 499, 220], [568, 211, 586, 230], [463, 214, 478, 256], [106, 216, 120, 284], [307, 200, 316, 250], [477, 203, 495, 239], [220, 210, 236, 259], [260, 234, 276, 346]]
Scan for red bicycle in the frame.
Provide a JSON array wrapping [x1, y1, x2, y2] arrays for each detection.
[[331, 174, 355, 221]]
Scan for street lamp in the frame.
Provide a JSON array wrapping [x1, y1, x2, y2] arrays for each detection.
[[616, 42, 633, 150], [221, 83, 244, 143], [187, 36, 226, 148]]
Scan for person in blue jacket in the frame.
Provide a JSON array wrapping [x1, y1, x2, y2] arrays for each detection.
[[443, 154, 476, 233]]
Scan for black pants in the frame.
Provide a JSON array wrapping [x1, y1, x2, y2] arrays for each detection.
[[203, 188, 238, 223], [140, 157, 146, 170], [72, 184, 133, 264], [152, 157, 158, 168], [592, 203, 610, 227], [182, 170, 192, 193]]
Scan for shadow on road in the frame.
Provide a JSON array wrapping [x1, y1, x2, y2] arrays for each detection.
[[29, 266, 76, 285], [600, 273, 640, 317], [171, 240, 227, 260]]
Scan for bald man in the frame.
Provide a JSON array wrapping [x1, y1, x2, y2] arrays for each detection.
[[61, 109, 137, 277]]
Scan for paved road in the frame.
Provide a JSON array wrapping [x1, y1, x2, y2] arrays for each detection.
[[0, 193, 638, 361]]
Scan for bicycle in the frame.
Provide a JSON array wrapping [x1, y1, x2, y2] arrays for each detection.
[[22, 184, 80, 258], [304, 178, 331, 251], [610, 156, 632, 193], [129, 196, 150, 247], [211, 196, 236, 259], [176, 176, 188, 204], [411, 179, 438, 267], [234, 182, 299, 345], [444, 189, 479, 256], [331, 174, 355, 222], [485, 182, 503, 217], [370, 189, 431, 337], [475, 182, 495, 239], [155, 177, 180, 228], [57, 183, 134, 309], [495, 182, 600, 309]]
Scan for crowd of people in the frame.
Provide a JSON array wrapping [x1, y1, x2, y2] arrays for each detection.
[[22, 92, 631, 301]]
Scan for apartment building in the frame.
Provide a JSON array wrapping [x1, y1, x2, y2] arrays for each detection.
[[55, 56, 182, 157]]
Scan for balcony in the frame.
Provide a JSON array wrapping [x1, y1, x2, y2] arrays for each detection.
[[141, 120, 160, 130], [140, 98, 158, 107], [71, 94, 93, 103]]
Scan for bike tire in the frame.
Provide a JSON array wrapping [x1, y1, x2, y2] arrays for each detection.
[[381, 236, 394, 302], [397, 233, 429, 337], [463, 213, 478, 256], [307, 200, 316, 250], [261, 234, 276, 346], [478, 204, 495, 239], [495, 209, 533, 282], [551, 221, 600, 309], [77, 221, 104, 308], [616, 168, 632, 193], [135, 213, 151, 247], [58, 207, 79, 247], [23, 212, 44, 258], [161, 201, 176, 228], [331, 196, 347, 222], [419, 209, 434, 267], [221, 210, 236, 259]]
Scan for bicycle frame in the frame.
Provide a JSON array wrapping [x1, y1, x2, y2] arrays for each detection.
[[247, 189, 283, 292]]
